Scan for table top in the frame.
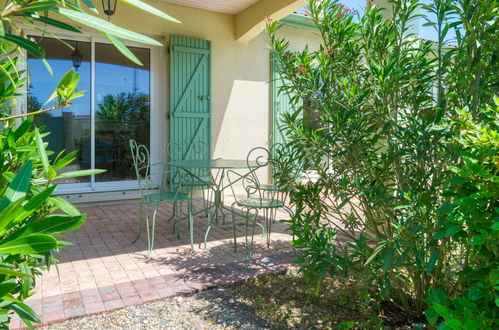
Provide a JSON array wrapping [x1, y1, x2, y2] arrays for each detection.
[[169, 159, 256, 169]]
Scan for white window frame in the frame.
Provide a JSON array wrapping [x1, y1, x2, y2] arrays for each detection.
[[22, 28, 164, 195]]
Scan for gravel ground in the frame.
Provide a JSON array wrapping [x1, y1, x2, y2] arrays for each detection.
[[43, 288, 278, 330]]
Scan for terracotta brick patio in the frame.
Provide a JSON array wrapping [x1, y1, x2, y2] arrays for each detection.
[[10, 197, 294, 328]]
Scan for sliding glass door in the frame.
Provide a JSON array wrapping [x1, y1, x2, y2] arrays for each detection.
[[94, 43, 150, 182], [28, 35, 151, 190], [27, 37, 92, 184]]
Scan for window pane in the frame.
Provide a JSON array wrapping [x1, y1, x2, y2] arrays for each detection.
[[28, 37, 91, 184], [95, 43, 150, 182]]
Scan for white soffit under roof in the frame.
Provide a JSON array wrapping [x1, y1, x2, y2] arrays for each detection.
[[159, 0, 260, 14]]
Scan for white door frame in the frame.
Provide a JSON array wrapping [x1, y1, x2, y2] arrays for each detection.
[[22, 28, 164, 195]]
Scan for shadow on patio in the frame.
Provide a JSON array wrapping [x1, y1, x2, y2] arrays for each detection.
[[12, 197, 294, 328]]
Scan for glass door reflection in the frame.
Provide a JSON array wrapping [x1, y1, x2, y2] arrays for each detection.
[[94, 43, 151, 182], [28, 37, 91, 184]]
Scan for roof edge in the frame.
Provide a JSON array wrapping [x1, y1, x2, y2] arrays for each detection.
[[280, 13, 318, 30]]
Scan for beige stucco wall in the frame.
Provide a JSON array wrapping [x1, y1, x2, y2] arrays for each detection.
[[100, 1, 321, 184]]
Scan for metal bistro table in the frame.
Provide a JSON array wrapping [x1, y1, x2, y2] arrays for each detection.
[[169, 159, 256, 247]]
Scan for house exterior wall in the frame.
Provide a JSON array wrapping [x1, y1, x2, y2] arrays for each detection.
[[52, 1, 321, 203], [112, 2, 320, 181], [110, 1, 319, 154]]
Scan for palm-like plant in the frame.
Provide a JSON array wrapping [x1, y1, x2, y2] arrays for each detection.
[[0, 0, 180, 327], [0, 0, 179, 121]]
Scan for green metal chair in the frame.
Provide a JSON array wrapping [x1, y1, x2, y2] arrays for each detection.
[[167, 140, 212, 212], [227, 147, 292, 265], [129, 139, 193, 259]]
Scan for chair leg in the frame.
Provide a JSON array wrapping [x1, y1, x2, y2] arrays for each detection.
[[167, 202, 176, 225], [267, 208, 275, 248], [145, 205, 151, 258], [146, 204, 158, 260], [203, 210, 213, 249], [246, 209, 259, 266], [255, 210, 266, 238], [244, 209, 249, 261], [231, 203, 238, 252], [220, 190, 227, 225], [175, 202, 181, 240], [263, 208, 269, 247], [271, 191, 281, 223], [202, 189, 210, 217], [134, 201, 144, 242], [188, 200, 194, 249]]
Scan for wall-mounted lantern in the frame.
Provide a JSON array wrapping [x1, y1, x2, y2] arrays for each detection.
[[102, 0, 117, 21], [71, 43, 82, 71]]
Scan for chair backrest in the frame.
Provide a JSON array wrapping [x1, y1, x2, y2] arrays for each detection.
[[130, 139, 167, 198], [227, 169, 264, 206], [227, 147, 270, 206], [246, 146, 270, 188], [167, 140, 210, 188], [167, 140, 209, 161]]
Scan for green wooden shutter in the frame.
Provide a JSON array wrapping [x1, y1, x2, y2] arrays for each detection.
[[270, 53, 301, 147], [169, 35, 211, 188], [270, 54, 304, 183]]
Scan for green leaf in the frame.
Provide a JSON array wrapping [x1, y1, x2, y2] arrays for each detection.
[[118, 0, 181, 23], [468, 235, 485, 245], [1, 172, 15, 184], [426, 248, 440, 275], [445, 320, 463, 329], [45, 69, 78, 105], [17, 0, 58, 13], [364, 243, 386, 266], [102, 33, 142, 65], [383, 247, 394, 273], [13, 118, 32, 140], [53, 150, 77, 171], [80, 0, 99, 13], [0, 34, 45, 58], [425, 306, 439, 325], [48, 197, 81, 216], [34, 16, 82, 33], [433, 303, 452, 318], [42, 58, 53, 76], [444, 224, 461, 237], [0, 235, 58, 254], [336, 198, 350, 210], [53, 8, 162, 46], [0, 283, 17, 299], [0, 161, 32, 213], [34, 128, 50, 177], [0, 266, 33, 278], [55, 169, 105, 180], [0, 199, 25, 233], [0, 186, 57, 235], [436, 203, 453, 214], [11, 302, 40, 324], [56, 240, 73, 248], [19, 263, 33, 298], [7, 215, 85, 240]]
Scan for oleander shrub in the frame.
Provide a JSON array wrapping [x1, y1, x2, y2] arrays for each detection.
[[267, 0, 498, 325], [425, 104, 498, 328]]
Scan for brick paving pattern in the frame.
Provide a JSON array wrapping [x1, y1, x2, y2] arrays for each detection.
[[9, 197, 293, 329]]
